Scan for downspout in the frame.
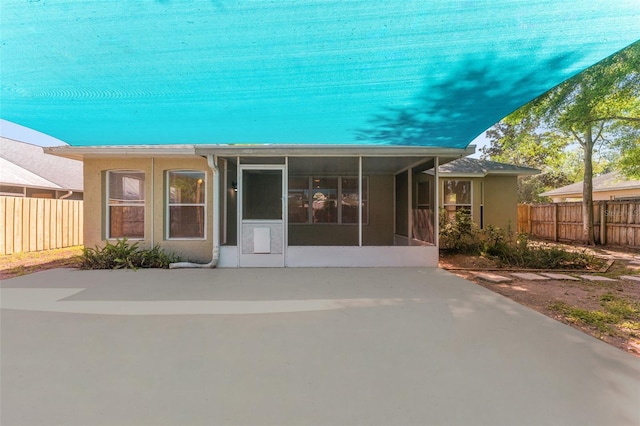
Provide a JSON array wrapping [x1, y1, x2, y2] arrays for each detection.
[[170, 154, 220, 268], [59, 190, 73, 199]]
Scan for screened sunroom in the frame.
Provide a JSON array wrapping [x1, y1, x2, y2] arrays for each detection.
[[203, 145, 472, 267]]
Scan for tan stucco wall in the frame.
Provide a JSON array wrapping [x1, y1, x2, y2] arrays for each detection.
[[83, 156, 215, 263], [440, 175, 518, 231], [483, 175, 518, 230]]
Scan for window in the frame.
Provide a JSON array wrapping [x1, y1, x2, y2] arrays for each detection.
[[443, 180, 472, 220], [416, 181, 430, 209], [107, 171, 145, 239], [167, 171, 206, 239], [288, 176, 368, 224]]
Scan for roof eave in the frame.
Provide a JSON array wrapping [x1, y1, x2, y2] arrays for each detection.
[[45, 144, 476, 160]]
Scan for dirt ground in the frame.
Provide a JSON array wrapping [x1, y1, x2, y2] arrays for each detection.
[[440, 245, 640, 357], [1, 245, 639, 357]]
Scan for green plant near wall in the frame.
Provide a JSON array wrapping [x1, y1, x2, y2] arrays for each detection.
[[439, 210, 604, 270], [81, 238, 181, 270], [439, 209, 481, 254]]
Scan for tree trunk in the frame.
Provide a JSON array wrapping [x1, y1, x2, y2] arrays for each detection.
[[582, 127, 596, 245]]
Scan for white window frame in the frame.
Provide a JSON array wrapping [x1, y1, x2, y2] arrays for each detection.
[[288, 175, 369, 225], [166, 170, 207, 240], [442, 179, 473, 219], [106, 170, 145, 240]]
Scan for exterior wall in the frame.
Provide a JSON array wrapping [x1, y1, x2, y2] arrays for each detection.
[[83, 156, 215, 263], [25, 188, 57, 199], [483, 176, 518, 230], [440, 175, 518, 231]]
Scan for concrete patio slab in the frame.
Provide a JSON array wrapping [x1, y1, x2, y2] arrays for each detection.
[[510, 272, 550, 281], [2, 268, 639, 426], [471, 271, 512, 283], [579, 274, 618, 282], [540, 272, 581, 281]]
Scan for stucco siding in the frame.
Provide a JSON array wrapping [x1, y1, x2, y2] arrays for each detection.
[[439, 175, 518, 231], [83, 157, 216, 263], [483, 176, 518, 230]]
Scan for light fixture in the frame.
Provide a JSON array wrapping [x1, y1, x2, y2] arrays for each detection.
[[231, 181, 238, 192]]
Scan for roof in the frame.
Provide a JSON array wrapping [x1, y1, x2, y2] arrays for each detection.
[[437, 158, 540, 177], [0, 157, 61, 189], [0, 137, 83, 191], [540, 172, 640, 197], [1, 2, 638, 148]]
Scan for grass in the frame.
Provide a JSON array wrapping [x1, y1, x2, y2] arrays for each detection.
[[0, 246, 84, 278], [549, 293, 640, 338]]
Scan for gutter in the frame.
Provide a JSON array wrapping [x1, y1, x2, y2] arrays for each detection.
[[169, 154, 220, 269], [59, 190, 73, 199]]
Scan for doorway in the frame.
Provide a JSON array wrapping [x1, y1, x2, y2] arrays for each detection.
[[238, 165, 285, 267]]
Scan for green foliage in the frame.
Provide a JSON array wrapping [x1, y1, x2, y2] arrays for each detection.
[[439, 210, 603, 269], [439, 209, 481, 254], [81, 238, 181, 270], [549, 294, 640, 336], [491, 41, 640, 243], [610, 125, 640, 178]]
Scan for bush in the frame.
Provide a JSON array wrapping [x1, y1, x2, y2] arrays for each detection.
[[439, 210, 604, 269], [81, 238, 181, 270], [439, 209, 482, 254]]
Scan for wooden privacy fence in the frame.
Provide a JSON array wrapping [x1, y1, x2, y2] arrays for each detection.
[[518, 200, 640, 247], [0, 196, 83, 255]]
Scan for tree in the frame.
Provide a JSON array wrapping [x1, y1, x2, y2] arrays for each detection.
[[506, 41, 640, 245], [480, 119, 576, 203], [610, 123, 640, 178]]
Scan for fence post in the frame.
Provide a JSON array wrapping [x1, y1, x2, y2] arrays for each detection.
[[600, 201, 607, 245], [553, 203, 558, 242]]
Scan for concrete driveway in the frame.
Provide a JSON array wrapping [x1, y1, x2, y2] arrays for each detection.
[[2, 268, 639, 426]]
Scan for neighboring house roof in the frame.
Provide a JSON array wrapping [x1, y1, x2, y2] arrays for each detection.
[[437, 158, 540, 177], [540, 171, 640, 197], [0, 137, 83, 191], [0, 157, 62, 189]]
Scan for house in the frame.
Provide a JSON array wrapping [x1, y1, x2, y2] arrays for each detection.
[[45, 145, 482, 267], [540, 171, 640, 202], [44, 146, 536, 267], [0, 137, 83, 200], [437, 158, 539, 230]]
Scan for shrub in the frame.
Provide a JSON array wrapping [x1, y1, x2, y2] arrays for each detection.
[[439, 210, 604, 270], [81, 238, 181, 270], [439, 209, 482, 254]]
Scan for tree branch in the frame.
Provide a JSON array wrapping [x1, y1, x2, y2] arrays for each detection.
[[592, 122, 606, 144], [570, 128, 585, 147]]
